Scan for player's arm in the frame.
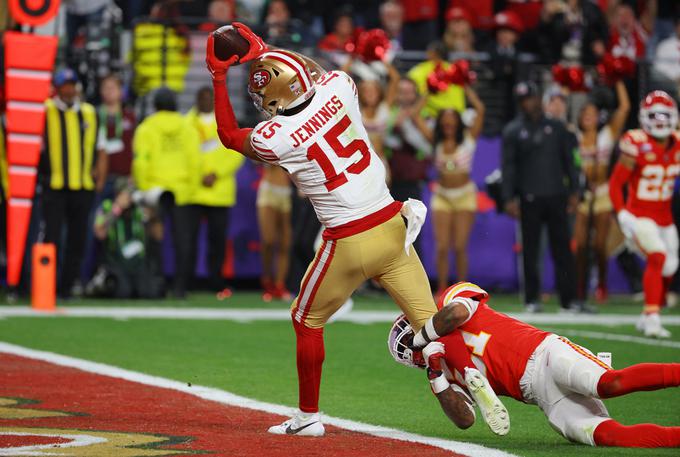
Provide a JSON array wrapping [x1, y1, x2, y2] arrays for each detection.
[[207, 25, 262, 162], [423, 343, 475, 429], [410, 302, 472, 348], [609, 150, 637, 237]]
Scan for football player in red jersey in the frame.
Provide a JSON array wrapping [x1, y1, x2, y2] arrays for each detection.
[[609, 91, 680, 338], [390, 282, 680, 447]]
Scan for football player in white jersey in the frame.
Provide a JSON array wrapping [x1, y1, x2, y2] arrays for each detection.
[[206, 23, 505, 436]]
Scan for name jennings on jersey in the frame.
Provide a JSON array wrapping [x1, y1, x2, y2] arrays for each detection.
[[250, 71, 397, 233], [289, 95, 344, 148]]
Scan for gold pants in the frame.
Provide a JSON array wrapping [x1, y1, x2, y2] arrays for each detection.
[[578, 183, 613, 215], [431, 182, 478, 213], [256, 181, 292, 213], [292, 214, 436, 330]]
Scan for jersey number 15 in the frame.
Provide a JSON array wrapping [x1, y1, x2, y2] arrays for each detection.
[[306, 115, 371, 191]]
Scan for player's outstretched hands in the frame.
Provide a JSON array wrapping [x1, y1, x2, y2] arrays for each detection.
[[206, 34, 238, 82], [232, 22, 267, 63], [423, 342, 445, 372]]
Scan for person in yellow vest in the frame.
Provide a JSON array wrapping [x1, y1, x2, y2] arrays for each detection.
[[40, 68, 108, 298], [132, 87, 200, 298], [185, 86, 244, 293], [407, 41, 466, 118], [131, 2, 191, 97]]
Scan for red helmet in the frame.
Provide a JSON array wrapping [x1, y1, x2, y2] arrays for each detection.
[[639, 90, 678, 139]]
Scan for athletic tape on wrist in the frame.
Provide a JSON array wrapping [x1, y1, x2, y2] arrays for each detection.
[[413, 317, 440, 348], [430, 373, 450, 394]]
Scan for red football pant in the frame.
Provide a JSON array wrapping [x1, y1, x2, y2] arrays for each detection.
[[597, 363, 680, 398], [293, 319, 325, 413], [643, 252, 665, 308], [594, 419, 680, 447]]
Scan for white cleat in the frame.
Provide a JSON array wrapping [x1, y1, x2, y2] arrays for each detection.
[[464, 367, 510, 436], [267, 411, 325, 437], [640, 313, 672, 339]]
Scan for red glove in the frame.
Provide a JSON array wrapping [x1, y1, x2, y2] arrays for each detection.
[[206, 34, 238, 82], [422, 341, 445, 372], [232, 22, 268, 63]]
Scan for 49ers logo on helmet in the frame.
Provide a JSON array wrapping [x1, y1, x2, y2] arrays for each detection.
[[251, 70, 271, 89]]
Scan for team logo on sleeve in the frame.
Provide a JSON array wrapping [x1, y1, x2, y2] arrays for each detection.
[[251, 70, 271, 88]]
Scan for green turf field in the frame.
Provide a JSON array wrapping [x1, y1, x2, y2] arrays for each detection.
[[1, 292, 679, 457]]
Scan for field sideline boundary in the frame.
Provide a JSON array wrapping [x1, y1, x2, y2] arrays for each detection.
[[2, 305, 680, 327], [0, 341, 518, 457]]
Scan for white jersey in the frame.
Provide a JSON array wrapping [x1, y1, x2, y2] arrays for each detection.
[[250, 71, 396, 234]]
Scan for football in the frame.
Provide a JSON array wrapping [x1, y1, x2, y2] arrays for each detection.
[[212, 25, 250, 62]]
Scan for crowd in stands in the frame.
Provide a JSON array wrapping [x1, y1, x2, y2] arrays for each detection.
[[2, 0, 680, 309]]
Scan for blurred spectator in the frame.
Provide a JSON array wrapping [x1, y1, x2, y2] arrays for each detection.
[[198, 0, 236, 31], [537, 0, 608, 64], [259, 0, 309, 48], [185, 87, 245, 293], [431, 85, 485, 297], [132, 87, 200, 298], [442, 7, 476, 53], [400, 0, 439, 50], [65, 0, 113, 55], [573, 80, 630, 304], [357, 63, 400, 160], [407, 41, 466, 118], [487, 10, 525, 123], [90, 178, 164, 298], [383, 77, 432, 253], [318, 9, 355, 52], [40, 69, 107, 298], [501, 81, 579, 313], [98, 74, 136, 199], [505, 0, 543, 31], [543, 85, 569, 122], [447, 0, 494, 31], [379, 0, 404, 51], [132, 2, 190, 97], [654, 17, 680, 96], [257, 166, 292, 301], [607, 3, 650, 60], [647, 0, 680, 56]]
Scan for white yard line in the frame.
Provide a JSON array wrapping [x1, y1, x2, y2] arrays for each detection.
[[544, 328, 680, 349], [2, 306, 680, 326], [0, 342, 516, 457]]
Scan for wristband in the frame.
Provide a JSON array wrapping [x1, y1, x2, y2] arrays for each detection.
[[413, 317, 440, 348], [430, 372, 450, 394]]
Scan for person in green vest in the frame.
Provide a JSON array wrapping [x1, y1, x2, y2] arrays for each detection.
[[132, 87, 200, 298], [185, 86, 245, 293], [91, 177, 164, 298]]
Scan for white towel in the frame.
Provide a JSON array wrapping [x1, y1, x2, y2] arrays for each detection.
[[400, 198, 427, 255]]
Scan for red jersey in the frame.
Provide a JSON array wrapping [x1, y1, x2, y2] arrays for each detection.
[[618, 129, 680, 226], [436, 282, 550, 401]]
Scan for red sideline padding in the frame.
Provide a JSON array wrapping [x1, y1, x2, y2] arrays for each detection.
[[4, 31, 58, 70], [7, 201, 32, 286], [8, 168, 37, 199], [5, 103, 45, 135], [6, 71, 52, 102], [7, 135, 41, 167]]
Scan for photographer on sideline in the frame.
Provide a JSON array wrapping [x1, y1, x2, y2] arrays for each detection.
[[89, 178, 164, 298]]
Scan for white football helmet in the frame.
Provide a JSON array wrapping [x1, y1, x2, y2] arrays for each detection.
[[387, 314, 425, 369], [639, 90, 679, 140]]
